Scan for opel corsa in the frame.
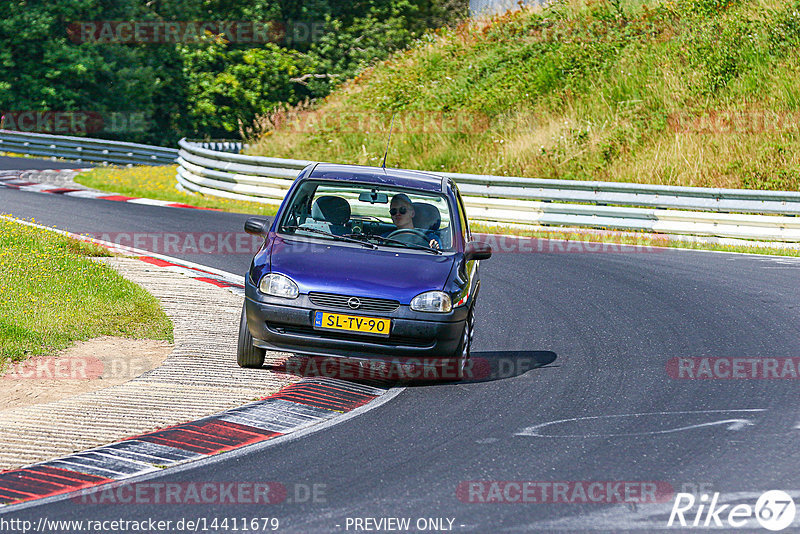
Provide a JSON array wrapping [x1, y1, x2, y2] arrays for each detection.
[[237, 163, 491, 379]]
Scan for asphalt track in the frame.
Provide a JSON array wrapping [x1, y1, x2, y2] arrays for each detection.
[[0, 155, 93, 170], [2, 158, 800, 532]]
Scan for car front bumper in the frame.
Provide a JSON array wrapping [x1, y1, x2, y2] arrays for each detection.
[[244, 277, 467, 360]]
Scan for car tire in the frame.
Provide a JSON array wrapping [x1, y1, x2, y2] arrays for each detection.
[[452, 305, 474, 381], [237, 302, 266, 368]]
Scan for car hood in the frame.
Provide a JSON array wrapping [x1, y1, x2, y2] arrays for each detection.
[[269, 236, 456, 303]]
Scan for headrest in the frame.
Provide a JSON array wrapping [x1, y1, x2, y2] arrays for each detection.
[[312, 196, 351, 225], [412, 202, 441, 231]]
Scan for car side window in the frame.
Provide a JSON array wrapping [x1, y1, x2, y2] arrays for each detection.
[[287, 188, 313, 227], [455, 187, 470, 244]]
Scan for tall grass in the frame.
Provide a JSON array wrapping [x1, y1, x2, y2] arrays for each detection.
[[249, 0, 800, 190]]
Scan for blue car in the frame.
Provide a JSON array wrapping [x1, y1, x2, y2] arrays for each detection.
[[237, 163, 492, 379]]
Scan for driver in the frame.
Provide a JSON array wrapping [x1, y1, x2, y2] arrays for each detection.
[[388, 193, 440, 249]]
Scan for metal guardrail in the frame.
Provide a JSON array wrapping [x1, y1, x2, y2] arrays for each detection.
[[0, 130, 178, 166], [175, 137, 799, 242], [191, 140, 246, 154], [176, 138, 310, 206]]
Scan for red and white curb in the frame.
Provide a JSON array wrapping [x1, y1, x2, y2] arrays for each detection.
[[135, 256, 245, 296], [0, 216, 400, 509], [0, 378, 389, 507], [0, 170, 218, 211]]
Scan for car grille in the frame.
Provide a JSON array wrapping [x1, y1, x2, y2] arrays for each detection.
[[308, 292, 400, 313]]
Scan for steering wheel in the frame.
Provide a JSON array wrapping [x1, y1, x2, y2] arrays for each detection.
[[387, 228, 430, 246]]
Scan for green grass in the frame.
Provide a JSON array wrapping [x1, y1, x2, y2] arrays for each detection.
[[249, 0, 800, 191], [75, 166, 278, 216], [0, 217, 174, 365]]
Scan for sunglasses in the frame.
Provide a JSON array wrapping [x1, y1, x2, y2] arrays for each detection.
[[389, 207, 408, 216]]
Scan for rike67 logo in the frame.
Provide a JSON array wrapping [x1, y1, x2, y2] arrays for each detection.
[[668, 490, 796, 531]]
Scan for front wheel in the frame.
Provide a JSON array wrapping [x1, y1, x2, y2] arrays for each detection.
[[237, 302, 265, 368], [452, 306, 474, 380]]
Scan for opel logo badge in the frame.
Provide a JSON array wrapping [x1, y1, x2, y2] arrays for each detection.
[[347, 297, 361, 309]]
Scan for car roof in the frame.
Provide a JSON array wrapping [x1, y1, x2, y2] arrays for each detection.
[[306, 163, 447, 193]]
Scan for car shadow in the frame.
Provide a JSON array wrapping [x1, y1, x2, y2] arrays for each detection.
[[453, 350, 559, 384], [264, 350, 558, 388]]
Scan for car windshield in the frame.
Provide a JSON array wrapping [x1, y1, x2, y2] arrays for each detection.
[[278, 180, 454, 251]]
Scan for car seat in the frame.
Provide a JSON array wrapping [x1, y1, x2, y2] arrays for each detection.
[[412, 202, 448, 247], [311, 196, 351, 235], [412, 202, 441, 231]]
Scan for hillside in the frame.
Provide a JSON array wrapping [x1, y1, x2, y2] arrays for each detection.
[[249, 0, 800, 190]]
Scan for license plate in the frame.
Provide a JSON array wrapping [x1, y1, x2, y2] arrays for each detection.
[[313, 311, 390, 337]]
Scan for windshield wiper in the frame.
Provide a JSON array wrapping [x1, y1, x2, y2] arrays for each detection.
[[282, 225, 377, 249], [365, 234, 442, 255], [340, 233, 383, 248]]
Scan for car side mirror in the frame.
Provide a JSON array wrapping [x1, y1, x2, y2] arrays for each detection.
[[464, 241, 492, 261], [244, 217, 270, 236]]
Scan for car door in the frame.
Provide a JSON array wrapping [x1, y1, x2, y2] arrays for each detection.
[[454, 184, 480, 304]]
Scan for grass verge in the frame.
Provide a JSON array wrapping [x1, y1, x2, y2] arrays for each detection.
[[74, 165, 278, 216], [0, 151, 40, 159], [0, 217, 174, 365]]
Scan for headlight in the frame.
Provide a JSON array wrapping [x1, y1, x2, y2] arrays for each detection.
[[259, 273, 299, 299], [410, 291, 452, 313]]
